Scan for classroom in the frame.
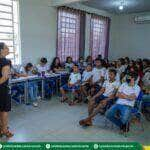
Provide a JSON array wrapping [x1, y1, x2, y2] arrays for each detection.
[[0, 0, 150, 145]]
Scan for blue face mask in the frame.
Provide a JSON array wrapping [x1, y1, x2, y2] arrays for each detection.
[[126, 78, 131, 83]]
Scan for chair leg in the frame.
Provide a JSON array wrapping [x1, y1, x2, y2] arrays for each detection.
[[139, 113, 145, 131]]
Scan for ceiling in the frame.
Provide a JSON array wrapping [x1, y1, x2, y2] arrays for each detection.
[[82, 0, 150, 14]]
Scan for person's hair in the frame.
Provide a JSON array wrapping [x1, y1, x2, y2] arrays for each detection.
[[119, 58, 125, 65], [7, 59, 12, 67], [25, 63, 33, 72], [73, 64, 78, 68], [109, 69, 117, 76], [95, 58, 101, 62], [86, 56, 92, 62], [0, 42, 5, 54], [97, 54, 102, 59], [136, 61, 143, 71], [127, 72, 138, 81], [86, 64, 92, 68], [51, 57, 61, 70], [66, 56, 72, 63], [79, 56, 84, 61], [40, 57, 47, 64], [125, 57, 130, 62]]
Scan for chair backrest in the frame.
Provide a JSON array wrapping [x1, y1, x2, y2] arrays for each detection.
[[135, 91, 143, 111]]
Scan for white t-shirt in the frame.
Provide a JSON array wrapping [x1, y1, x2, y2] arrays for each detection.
[[82, 70, 92, 82], [105, 69, 120, 82], [37, 64, 49, 73], [92, 67, 105, 83], [19, 67, 33, 76], [117, 65, 126, 75], [116, 83, 140, 107], [65, 63, 74, 69], [69, 72, 81, 84], [103, 80, 120, 97]]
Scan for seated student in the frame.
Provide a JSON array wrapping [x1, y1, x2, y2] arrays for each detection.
[[105, 67, 120, 82], [105, 72, 140, 133], [60, 64, 81, 104], [79, 69, 120, 126], [80, 64, 92, 101], [85, 55, 93, 67], [65, 56, 74, 72], [37, 57, 49, 73], [20, 63, 39, 107], [50, 57, 64, 73], [116, 58, 126, 75], [89, 58, 106, 97], [78, 56, 86, 72]]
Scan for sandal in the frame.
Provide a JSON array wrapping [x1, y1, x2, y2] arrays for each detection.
[[0, 130, 14, 138]]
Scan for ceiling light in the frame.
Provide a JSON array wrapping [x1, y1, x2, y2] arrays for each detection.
[[118, 5, 124, 10]]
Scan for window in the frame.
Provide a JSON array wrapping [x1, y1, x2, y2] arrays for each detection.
[[0, 0, 20, 64], [90, 15, 110, 59], [57, 8, 80, 62]]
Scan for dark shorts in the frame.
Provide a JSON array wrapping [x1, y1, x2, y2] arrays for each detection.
[[0, 86, 11, 112], [61, 84, 80, 92], [95, 94, 108, 104], [91, 84, 101, 94], [81, 83, 91, 91]]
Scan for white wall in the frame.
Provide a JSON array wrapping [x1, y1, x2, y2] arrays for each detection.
[[67, 3, 112, 58], [109, 12, 150, 60], [20, 0, 149, 64], [19, 0, 57, 65], [19, 0, 112, 64]]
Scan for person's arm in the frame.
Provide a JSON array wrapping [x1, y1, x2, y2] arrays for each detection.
[[16, 73, 28, 77], [0, 65, 10, 84], [92, 87, 105, 99], [116, 92, 136, 101]]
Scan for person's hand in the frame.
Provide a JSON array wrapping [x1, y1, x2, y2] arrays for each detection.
[[128, 94, 136, 100], [68, 83, 73, 87], [100, 100, 108, 107]]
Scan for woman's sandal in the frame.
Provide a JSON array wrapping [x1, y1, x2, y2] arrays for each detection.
[[0, 126, 9, 137], [0, 130, 14, 138]]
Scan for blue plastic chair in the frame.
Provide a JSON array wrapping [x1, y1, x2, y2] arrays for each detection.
[[125, 91, 144, 135]]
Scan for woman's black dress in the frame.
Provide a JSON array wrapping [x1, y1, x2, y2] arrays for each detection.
[[0, 57, 11, 112]]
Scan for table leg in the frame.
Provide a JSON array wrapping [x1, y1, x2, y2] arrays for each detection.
[[42, 79, 45, 100]]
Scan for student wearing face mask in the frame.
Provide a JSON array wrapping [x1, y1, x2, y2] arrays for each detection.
[[105, 72, 140, 133]]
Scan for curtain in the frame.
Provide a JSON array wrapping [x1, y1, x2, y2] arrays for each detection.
[[90, 14, 110, 59], [57, 7, 82, 62]]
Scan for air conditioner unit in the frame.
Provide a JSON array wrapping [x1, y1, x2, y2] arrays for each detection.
[[134, 15, 150, 24]]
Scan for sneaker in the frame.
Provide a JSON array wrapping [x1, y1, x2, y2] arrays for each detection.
[[33, 102, 38, 107], [37, 96, 42, 101]]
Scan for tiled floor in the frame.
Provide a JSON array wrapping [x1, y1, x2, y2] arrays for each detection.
[[0, 96, 150, 144]]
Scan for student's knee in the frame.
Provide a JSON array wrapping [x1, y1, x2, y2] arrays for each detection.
[[105, 106, 116, 119], [105, 109, 112, 119]]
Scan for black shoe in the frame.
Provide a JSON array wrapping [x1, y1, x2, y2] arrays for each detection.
[[122, 123, 130, 133]]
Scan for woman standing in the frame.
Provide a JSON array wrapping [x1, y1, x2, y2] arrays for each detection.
[[0, 42, 13, 138]]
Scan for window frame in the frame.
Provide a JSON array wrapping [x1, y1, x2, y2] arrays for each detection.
[[0, 0, 21, 64]]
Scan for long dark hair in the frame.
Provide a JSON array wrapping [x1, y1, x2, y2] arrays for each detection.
[[0, 42, 5, 54], [51, 57, 61, 69]]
